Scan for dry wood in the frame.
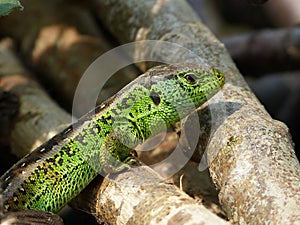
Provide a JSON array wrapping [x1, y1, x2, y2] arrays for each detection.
[[71, 167, 229, 225], [0, 39, 72, 157], [0, 0, 139, 112], [0, 39, 230, 225], [90, 0, 300, 224]]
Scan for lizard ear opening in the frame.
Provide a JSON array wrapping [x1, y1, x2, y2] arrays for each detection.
[[150, 92, 161, 106]]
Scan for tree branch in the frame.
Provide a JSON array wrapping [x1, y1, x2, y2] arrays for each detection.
[[0, 0, 139, 112], [90, 0, 300, 224], [0, 39, 229, 225], [0, 38, 72, 158]]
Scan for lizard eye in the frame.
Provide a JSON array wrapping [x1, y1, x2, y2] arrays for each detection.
[[184, 73, 197, 84]]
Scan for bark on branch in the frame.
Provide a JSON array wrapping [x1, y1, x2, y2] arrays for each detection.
[[0, 39, 72, 158], [88, 0, 300, 224], [1, 0, 299, 224], [72, 167, 229, 225], [0, 0, 139, 112], [0, 39, 229, 225]]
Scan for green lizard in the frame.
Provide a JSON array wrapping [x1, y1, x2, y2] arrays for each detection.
[[0, 63, 225, 214]]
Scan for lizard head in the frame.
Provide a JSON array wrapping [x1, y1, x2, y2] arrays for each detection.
[[148, 64, 225, 116], [172, 67, 225, 107]]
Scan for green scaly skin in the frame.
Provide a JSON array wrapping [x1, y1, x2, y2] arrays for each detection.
[[0, 64, 225, 213]]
